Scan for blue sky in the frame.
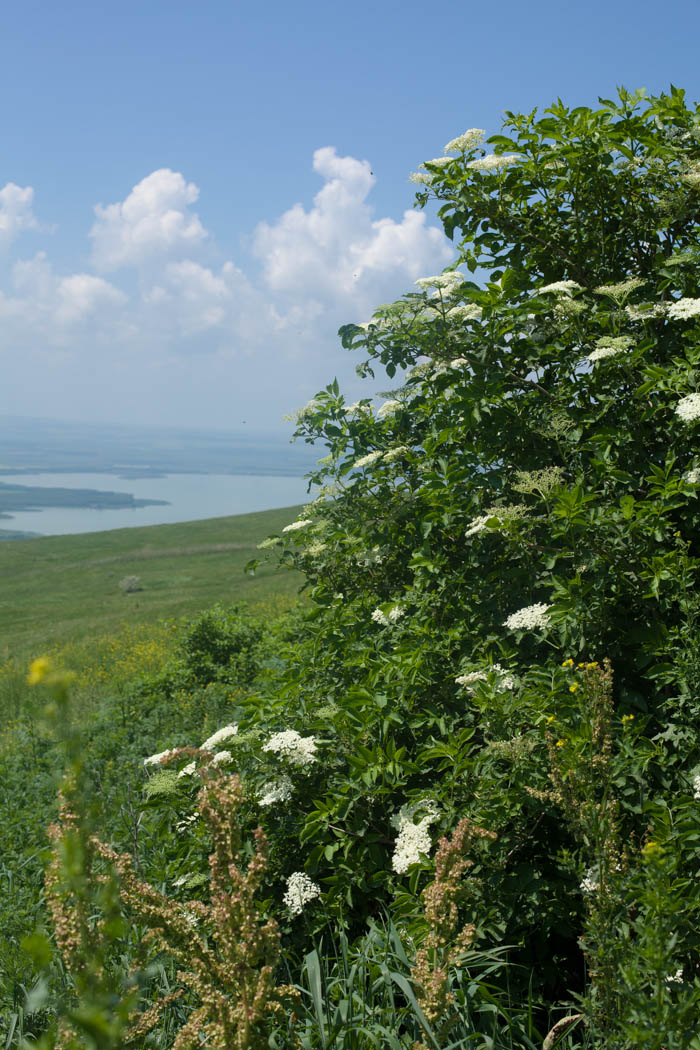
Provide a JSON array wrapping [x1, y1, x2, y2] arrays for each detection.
[[2, 0, 699, 432]]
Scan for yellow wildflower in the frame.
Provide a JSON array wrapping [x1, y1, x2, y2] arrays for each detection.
[[569, 684, 579, 693], [27, 657, 51, 685], [555, 739, 567, 748], [561, 658, 574, 668]]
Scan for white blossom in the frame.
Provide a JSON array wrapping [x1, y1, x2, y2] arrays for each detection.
[[580, 868, 599, 894], [444, 128, 485, 153], [391, 801, 439, 874], [353, 450, 384, 470], [588, 346, 625, 363], [201, 724, 238, 751], [467, 154, 520, 172], [456, 664, 517, 691], [383, 445, 410, 463], [258, 776, 294, 807], [465, 515, 491, 538], [667, 297, 700, 321], [144, 749, 175, 767], [693, 774, 700, 800], [177, 761, 197, 779], [377, 399, 401, 418], [415, 272, 464, 291], [211, 750, 232, 766], [666, 969, 684, 984], [593, 277, 645, 300], [344, 400, 372, 416], [449, 357, 469, 368], [446, 304, 482, 322], [409, 171, 434, 186], [283, 872, 321, 916], [257, 536, 282, 550], [371, 605, 405, 627], [263, 730, 318, 767], [421, 157, 452, 168], [675, 394, 700, 423], [535, 280, 582, 296], [625, 302, 667, 321], [685, 468, 700, 485], [282, 519, 313, 533], [503, 603, 551, 631]]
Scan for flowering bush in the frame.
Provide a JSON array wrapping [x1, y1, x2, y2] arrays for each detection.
[[26, 86, 700, 1048]]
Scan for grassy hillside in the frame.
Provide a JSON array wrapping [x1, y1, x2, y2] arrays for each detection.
[[0, 505, 304, 656]]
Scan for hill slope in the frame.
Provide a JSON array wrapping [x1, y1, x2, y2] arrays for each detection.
[[0, 505, 304, 655]]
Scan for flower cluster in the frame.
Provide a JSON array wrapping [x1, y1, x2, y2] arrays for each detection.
[[282, 519, 313, 533], [535, 280, 582, 296], [446, 303, 482, 322], [668, 297, 700, 320], [144, 749, 175, 768], [201, 724, 238, 751], [444, 128, 485, 153], [283, 872, 321, 916], [353, 450, 384, 470], [467, 154, 519, 172], [625, 302, 667, 321], [686, 468, 700, 485], [588, 346, 625, 363], [675, 393, 700, 422], [513, 466, 564, 496], [693, 774, 700, 800], [258, 776, 294, 807], [456, 664, 517, 691], [383, 445, 410, 463], [262, 730, 318, 767], [409, 171, 434, 186], [580, 868, 600, 894], [503, 603, 551, 631], [391, 801, 439, 874], [371, 605, 405, 626], [211, 750, 233, 767], [377, 399, 401, 418], [593, 277, 645, 301], [415, 272, 464, 292]]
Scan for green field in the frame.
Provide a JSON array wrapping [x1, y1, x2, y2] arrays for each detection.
[[0, 505, 304, 656]]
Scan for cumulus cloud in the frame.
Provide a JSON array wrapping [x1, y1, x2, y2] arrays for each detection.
[[0, 149, 455, 425], [90, 169, 207, 271], [0, 183, 41, 245], [252, 146, 452, 312], [0, 252, 126, 338]]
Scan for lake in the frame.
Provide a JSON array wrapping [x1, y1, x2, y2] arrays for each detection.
[[0, 473, 314, 536]]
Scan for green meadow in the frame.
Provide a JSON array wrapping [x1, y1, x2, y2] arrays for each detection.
[[0, 505, 304, 657]]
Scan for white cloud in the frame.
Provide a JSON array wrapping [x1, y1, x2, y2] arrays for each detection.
[[90, 169, 207, 271], [252, 146, 452, 312], [0, 150, 455, 426], [0, 183, 40, 245], [0, 252, 126, 338]]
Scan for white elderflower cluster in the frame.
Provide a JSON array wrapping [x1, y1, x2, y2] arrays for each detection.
[[467, 154, 519, 172], [371, 605, 405, 627], [625, 302, 667, 321], [283, 872, 321, 915], [514, 466, 564, 496], [415, 272, 464, 292], [580, 868, 600, 894], [595, 335, 634, 351], [456, 664, 517, 692], [407, 360, 433, 378], [211, 750, 233, 767], [353, 450, 385, 470], [201, 724, 238, 751], [693, 774, 700, 800], [409, 171, 434, 186], [446, 304, 482, 322], [282, 519, 313, 533], [383, 445, 410, 463], [294, 398, 322, 420], [257, 536, 282, 550], [377, 399, 401, 418], [449, 357, 469, 368], [667, 297, 700, 321], [554, 298, 586, 319], [178, 761, 197, 779], [391, 801, 439, 874], [258, 776, 294, 807], [588, 346, 625, 363], [465, 514, 491, 538], [594, 277, 645, 301], [144, 749, 175, 768], [263, 730, 318, 767], [535, 280, 582, 296], [503, 603, 551, 631], [666, 969, 684, 985], [420, 157, 452, 169], [444, 128, 485, 153], [681, 161, 700, 188], [343, 400, 372, 416], [686, 468, 700, 485], [675, 394, 700, 422], [355, 545, 384, 567], [305, 541, 327, 557]]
